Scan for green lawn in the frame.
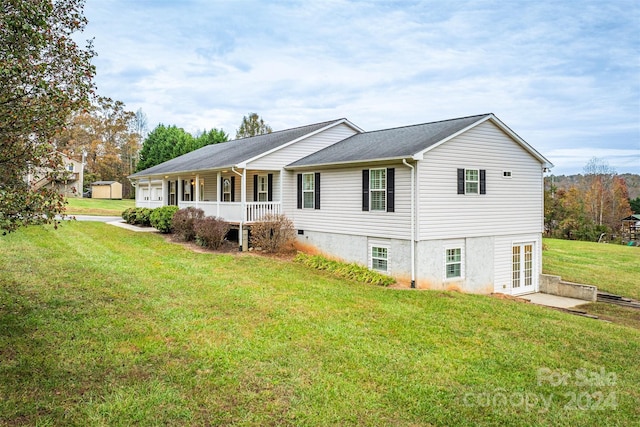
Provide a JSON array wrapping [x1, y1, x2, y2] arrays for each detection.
[[1, 223, 638, 426], [65, 197, 134, 216], [543, 238, 640, 300]]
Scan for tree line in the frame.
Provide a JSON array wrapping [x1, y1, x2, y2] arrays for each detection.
[[544, 158, 636, 242], [54, 98, 274, 198]]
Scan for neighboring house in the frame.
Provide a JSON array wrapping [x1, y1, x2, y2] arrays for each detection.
[[130, 114, 552, 295], [26, 152, 84, 198], [91, 181, 123, 199]]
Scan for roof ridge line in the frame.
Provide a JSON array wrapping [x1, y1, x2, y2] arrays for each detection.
[[361, 113, 492, 135], [233, 118, 346, 141]]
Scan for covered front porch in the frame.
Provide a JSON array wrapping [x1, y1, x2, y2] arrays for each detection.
[[134, 168, 283, 224]]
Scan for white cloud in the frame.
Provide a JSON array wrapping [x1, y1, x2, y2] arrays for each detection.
[[81, 0, 640, 174]]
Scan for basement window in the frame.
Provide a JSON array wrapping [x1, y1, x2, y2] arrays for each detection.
[[371, 245, 389, 273], [444, 247, 464, 280]]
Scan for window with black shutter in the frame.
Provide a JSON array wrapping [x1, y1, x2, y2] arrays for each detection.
[[363, 168, 394, 212], [458, 168, 486, 195]]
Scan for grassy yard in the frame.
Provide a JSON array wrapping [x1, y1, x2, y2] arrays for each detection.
[[543, 238, 640, 300], [0, 224, 638, 426], [65, 197, 135, 216]]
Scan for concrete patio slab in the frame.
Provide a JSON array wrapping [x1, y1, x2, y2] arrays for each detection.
[[520, 292, 590, 309]]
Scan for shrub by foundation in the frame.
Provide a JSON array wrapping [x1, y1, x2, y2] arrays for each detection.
[[150, 206, 179, 233], [250, 214, 295, 253], [194, 216, 230, 249], [122, 207, 153, 226], [172, 207, 205, 241]]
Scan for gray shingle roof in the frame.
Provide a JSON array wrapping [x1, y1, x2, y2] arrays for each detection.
[[288, 114, 491, 167], [130, 119, 346, 177]]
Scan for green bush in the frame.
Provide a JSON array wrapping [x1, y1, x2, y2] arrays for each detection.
[[150, 206, 179, 233], [135, 208, 153, 227], [294, 252, 395, 286], [122, 208, 134, 223], [172, 207, 205, 241], [121, 207, 153, 226]]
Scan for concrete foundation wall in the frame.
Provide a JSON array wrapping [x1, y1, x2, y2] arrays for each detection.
[[539, 274, 597, 302], [415, 237, 494, 294], [295, 230, 411, 279], [297, 230, 496, 293]]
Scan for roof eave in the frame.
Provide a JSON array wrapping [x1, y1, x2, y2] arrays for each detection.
[[129, 165, 238, 180], [286, 155, 414, 170]]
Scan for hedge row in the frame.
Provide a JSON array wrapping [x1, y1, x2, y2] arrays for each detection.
[[121, 206, 179, 232], [293, 252, 395, 287]]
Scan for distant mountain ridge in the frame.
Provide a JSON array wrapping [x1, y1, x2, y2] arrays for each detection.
[[548, 173, 640, 200]]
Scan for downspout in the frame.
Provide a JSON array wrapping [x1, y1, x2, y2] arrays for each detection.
[[403, 159, 416, 288], [216, 172, 221, 217], [232, 167, 244, 251]]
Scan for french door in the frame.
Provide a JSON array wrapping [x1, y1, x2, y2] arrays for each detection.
[[512, 242, 536, 294]]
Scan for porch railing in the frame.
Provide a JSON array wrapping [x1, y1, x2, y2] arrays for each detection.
[[246, 202, 281, 222], [177, 201, 281, 223]]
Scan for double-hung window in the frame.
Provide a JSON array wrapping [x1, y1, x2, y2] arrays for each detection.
[[370, 168, 386, 211], [457, 168, 486, 195], [303, 173, 315, 208], [297, 172, 320, 209], [371, 246, 389, 272], [223, 178, 231, 202], [362, 168, 394, 212], [465, 169, 479, 194], [445, 247, 463, 279], [257, 175, 268, 202]]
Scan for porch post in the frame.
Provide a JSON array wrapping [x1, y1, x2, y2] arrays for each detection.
[[216, 172, 221, 217], [177, 176, 183, 205], [161, 179, 167, 206], [280, 168, 284, 214], [195, 175, 200, 208], [241, 169, 248, 251], [147, 179, 151, 208]]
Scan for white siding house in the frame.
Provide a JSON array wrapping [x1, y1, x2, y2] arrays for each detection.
[[286, 114, 551, 295], [130, 114, 552, 296]]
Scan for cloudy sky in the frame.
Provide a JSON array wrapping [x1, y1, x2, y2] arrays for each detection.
[[81, 0, 639, 175]]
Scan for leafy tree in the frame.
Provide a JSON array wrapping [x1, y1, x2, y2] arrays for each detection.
[[582, 157, 631, 232], [195, 128, 228, 148], [582, 157, 615, 226], [544, 179, 564, 236], [54, 96, 141, 198], [137, 125, 228, 172], [137, 125, 193, 171], [235, 113, 272, 139], [544, 159, 633, 242], [1, 0, 95, 234], [630, 197, 640, 214]]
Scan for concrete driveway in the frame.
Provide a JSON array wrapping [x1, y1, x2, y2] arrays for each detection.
[[68, 215, 123, 222]]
